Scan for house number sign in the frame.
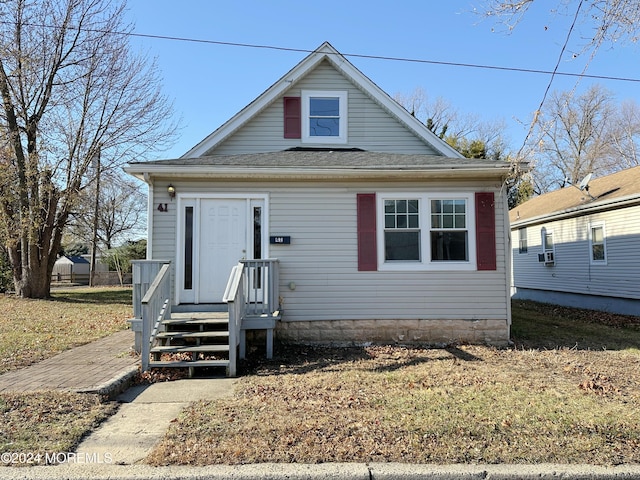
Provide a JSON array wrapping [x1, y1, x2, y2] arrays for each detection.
[[270, 236, 291, 244], [157, 203, 168, 212]]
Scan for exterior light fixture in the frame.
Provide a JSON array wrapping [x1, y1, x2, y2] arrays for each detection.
[[167, 184, 176, 199]]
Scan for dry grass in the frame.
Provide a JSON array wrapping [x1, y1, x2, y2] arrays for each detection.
[[0, 391, 117, 462], [148, 303, 640, 466], [0, 287, 131, 464], [0, 287, 132, 374]]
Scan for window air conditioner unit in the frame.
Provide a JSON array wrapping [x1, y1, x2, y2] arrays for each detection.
[[538, 252, 555, 265]]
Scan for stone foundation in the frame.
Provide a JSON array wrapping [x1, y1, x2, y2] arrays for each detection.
[[276, 318, 510, 347]]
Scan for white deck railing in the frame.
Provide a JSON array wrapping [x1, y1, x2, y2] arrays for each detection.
[[132, 259, 279, 376], [139, 262, 172, 371], [222, 264, 245, 377], [223, 259, 280, 375], [241, 259, 280, 317]]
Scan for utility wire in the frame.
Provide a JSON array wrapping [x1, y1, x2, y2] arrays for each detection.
[[1, 20, 639, 84], [515, 0, 586, 161], [125, 31, 640, 84]]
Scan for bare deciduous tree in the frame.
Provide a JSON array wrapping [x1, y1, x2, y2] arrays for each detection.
[[68, 173, 147, 250], [394, 87, 509, 159], [611, 99, 640, 168], [0, 0, 177, 297], [534, 85, 616, 192], [530, 84, 639, 192], [478, 0, 640, 56]]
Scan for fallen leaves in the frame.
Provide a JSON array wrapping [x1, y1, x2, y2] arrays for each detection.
[[147, 343, 640, 466], [0, 288, 131, 374], [579, 374, 621, 395]]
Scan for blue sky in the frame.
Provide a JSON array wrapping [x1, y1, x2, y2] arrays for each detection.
[[124, 1, 639, 160]]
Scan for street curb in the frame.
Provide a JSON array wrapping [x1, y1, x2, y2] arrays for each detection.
[[1, 463, 640, 480], [75, 365, 139, 400]]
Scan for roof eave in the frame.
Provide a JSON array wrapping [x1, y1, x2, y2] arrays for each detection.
[[510, 193, 640, 228], [124, 164, 510, 182]]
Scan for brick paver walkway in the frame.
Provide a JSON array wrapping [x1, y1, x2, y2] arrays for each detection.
[[0, 330, 139, 394]]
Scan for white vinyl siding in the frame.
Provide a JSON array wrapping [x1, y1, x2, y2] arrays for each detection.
[[511, 204, 640, 300], [150, 179, 509, 322], [209, 61, 440, 156]]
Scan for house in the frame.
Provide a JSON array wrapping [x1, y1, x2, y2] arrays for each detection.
[[125, 42, 512, 373], [510, 166, 640, 316]]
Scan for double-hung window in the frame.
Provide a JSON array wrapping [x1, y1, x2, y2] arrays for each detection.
[[384, 199, 420, 261], [518, 227, 528, 254], [540, 227, 555, 265], [590, 223, 607, 264], [301, 90, 347, 143], [377, 193, 475, 270], [430, 199, 469, 261]]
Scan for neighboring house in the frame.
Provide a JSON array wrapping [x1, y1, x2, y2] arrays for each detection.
[[125, 42, 512, 349], [52, 255, 90, 284], [510, 166, 640, 316]]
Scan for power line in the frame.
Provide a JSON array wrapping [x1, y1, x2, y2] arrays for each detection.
[[515, 0, 587, 162], [1, 20, 638, 84], [128, 31, 640, 84]]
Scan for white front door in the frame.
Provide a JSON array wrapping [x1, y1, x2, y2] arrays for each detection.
[[177, 197, 266, 304]]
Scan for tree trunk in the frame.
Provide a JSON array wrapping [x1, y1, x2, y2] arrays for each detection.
[[14, 261, 51, 298], [7, 190, 64, 298]]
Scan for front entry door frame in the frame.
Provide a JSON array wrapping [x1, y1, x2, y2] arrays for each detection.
[[175, 193, 269, 305]]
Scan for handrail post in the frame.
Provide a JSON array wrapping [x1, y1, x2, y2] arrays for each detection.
[[140, 262, 172, 372], [132, 260, 171, 318]]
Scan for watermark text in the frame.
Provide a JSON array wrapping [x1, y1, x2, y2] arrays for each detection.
[[1, 451, 113, 465]]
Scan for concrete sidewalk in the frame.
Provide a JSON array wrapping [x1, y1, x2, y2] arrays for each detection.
[[0, 329, 236, 466], [0, 329, 138, 396], [75, 378, 236, 464]]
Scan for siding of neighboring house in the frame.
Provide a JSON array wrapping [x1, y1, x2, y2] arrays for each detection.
[[208, 61, 439, 156], [151, 179, 509, 329], [512, 203, 640, 313]]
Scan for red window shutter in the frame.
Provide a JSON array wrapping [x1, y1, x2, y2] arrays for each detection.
[[283, 97, 301, 139], [357, 193, 377, 271], [475, 192, 497, 271]]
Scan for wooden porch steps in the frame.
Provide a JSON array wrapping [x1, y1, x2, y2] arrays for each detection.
[[150, 344, 229, 353], [155, 331, 229, 340], [149, 311, 231, 376], [148, 360, 230, 369]]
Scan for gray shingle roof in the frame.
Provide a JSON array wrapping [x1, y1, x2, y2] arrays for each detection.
[[510, 166, 640, 225], [129, 150, 505, 170]]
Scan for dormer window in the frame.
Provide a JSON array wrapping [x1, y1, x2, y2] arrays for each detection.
[[301, 90, 347, 143]]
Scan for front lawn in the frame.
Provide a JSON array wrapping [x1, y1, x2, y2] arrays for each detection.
[[0, 287, 132, 375], [0, 287, 132, 463], [148, 302, 640, 466]]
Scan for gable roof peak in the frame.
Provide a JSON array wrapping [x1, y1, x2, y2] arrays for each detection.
[[182, 42, 463, 159]]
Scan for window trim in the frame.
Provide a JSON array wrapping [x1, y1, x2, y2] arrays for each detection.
[[376, 192, 476, 271], [518, 227, 528, 254], [540, 227, 556, 265], [301, 90, 347, 144], [589, 222, 607, 265]]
